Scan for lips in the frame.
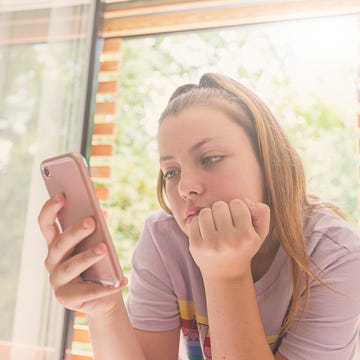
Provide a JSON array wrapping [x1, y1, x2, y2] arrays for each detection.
[[185, 207, 202, 224]]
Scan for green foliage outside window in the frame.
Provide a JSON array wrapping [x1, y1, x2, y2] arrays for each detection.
[[108, 18, 359, 280]]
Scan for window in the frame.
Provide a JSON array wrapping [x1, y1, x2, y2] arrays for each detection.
[[0, 1, 98, 358], [111, 14, 359, 275]]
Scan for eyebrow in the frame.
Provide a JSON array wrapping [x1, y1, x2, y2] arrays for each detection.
[[159, 137, 216, 162]]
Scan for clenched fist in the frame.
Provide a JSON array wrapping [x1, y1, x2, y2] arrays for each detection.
[[189, 198, 270, 281]]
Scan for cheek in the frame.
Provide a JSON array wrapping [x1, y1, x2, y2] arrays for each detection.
[[164, 182, 181, 208], [165, 182, 176, 199], [165, 186, 186, 229], [213, 171, 264, 202]]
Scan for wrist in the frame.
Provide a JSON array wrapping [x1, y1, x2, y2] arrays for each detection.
[[87, 292, 126, 323], [202, 267, 253, 290], [201, 261, 253, 282]]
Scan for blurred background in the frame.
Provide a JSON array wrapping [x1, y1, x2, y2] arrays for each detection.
[[1, 1, 359, 359]]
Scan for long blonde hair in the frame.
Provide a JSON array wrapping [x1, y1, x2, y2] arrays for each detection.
[[156, 73, 344, 335]]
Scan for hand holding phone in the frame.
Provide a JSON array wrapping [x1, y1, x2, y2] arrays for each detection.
[[40, 152, 124, 287]]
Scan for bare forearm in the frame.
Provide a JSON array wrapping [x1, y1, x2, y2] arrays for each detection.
[[87, 293, 146, 360], [203, 271, 274, 360]]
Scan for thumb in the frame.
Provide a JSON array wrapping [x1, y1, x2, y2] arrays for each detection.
[[243, 198, 270, 241]]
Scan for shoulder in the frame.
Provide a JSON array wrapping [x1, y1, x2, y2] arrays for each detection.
[[144, 210, 177, 228], [135, 210, 188, 257], [279, 209, 360, 359], [143, 210, 185, 239], [302, 208, 360, 267]]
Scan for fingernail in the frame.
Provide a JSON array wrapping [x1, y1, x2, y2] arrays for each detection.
[[94, 243, 106, 255], [53, 193, 62, 202], [82, 218, 92, 229], [119, 277, 128, 289], [244, 198, 256, 210]]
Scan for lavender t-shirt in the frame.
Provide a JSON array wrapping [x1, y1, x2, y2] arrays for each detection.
[[127, 209, 360, 359]]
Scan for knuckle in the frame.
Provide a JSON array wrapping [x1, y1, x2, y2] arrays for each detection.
[[61, 261, 73, 276], [49, 272, 57, 288], [37, 212, 42, 226], [85, 250, 97, 264], [44, 256, 51, 271], [262, 203, 271, 214], [54, 288, 67, 305], [54, 287, 61, 299], [88, 284, 99, 298], [52, 235, 66, 254], [37, 200, 52, 225], [37, 202, 47, 218], [257, 202, 270, 218], [38, 217, 47, 234], [212, 200, 226, 208], [229, 198, 243, 207], [199, 207, 211, 217], [212, 200, 227, 212]]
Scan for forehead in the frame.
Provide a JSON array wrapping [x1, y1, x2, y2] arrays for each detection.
[[159, 104, 233, 134], [157, 104, 251, 154]]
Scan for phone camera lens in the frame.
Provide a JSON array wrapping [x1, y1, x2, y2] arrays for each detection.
[[44, 167, 50, 177]]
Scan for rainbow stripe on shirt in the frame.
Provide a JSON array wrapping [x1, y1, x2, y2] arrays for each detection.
[[179, 299, 211, 360], [178, 299, 279, 360]]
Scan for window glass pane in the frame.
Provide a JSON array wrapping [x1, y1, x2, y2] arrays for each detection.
[[0, 2, 96, 359], [113, 14, 359, 278]]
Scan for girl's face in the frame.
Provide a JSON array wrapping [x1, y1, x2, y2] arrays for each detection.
[[157, 104, 264, 235]]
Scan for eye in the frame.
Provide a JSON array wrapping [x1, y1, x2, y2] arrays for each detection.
[[201, 155, 223, 166], [163, 169, 180, 180]]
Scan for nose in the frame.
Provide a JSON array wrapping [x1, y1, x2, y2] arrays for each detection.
[[177, 169, 204, 200]]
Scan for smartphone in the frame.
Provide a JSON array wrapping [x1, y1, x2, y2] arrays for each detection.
[[40, 152, 124, 287]]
